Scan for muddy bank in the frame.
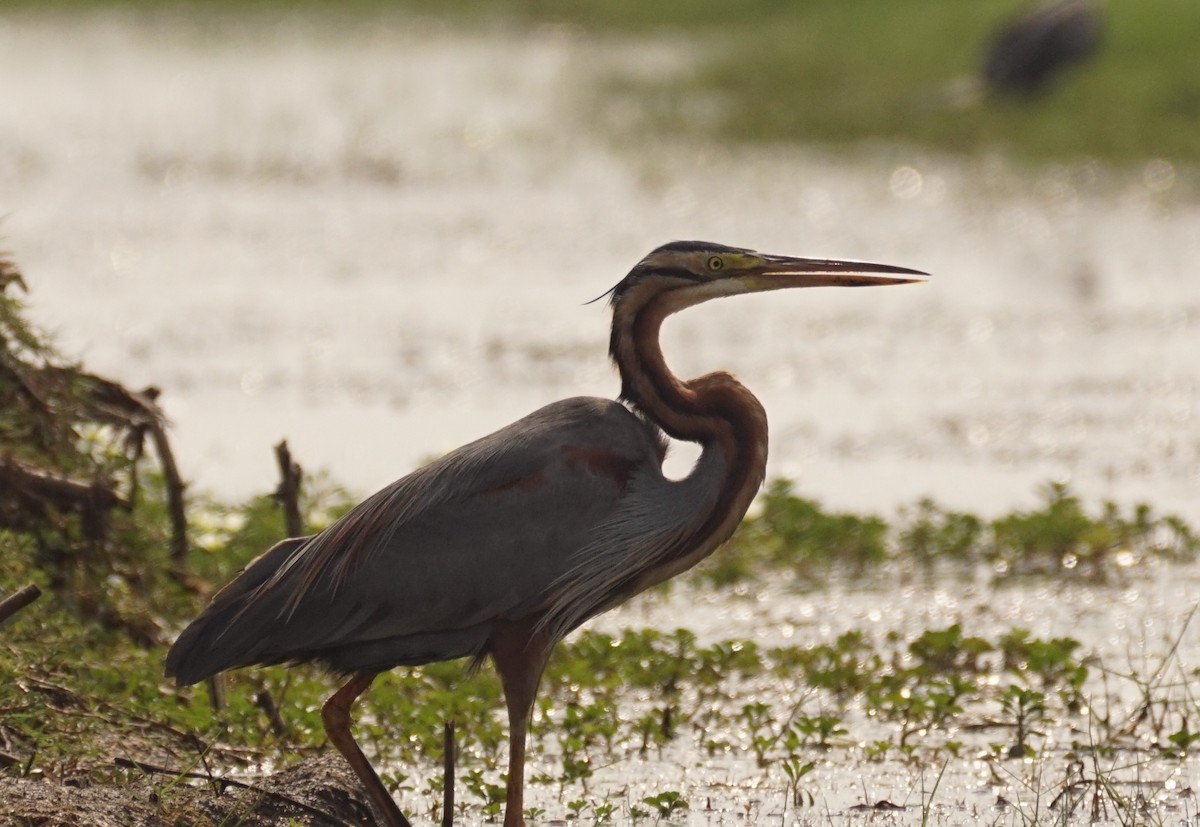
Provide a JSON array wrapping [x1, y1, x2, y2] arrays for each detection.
[[0, 755, 372, 827]]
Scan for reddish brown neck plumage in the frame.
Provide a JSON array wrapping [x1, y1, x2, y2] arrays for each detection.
[[611, 286, 766, 442], [610, 286, 769, 566]]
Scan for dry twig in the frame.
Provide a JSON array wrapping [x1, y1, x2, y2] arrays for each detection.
[[273, 439, 304, 538], [443, 721, 455, 827], [0, 584, 42, 627]]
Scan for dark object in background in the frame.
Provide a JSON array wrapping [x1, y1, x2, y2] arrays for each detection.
[[984, 0, 1102, 96]]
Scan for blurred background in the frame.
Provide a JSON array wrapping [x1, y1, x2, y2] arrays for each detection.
[[2, 0, 1197, 519]]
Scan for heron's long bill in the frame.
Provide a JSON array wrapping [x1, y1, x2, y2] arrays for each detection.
[[744, 256, 929, 291]]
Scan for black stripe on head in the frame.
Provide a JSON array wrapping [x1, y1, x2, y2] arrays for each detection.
[[651, 240, 752, 256], [606, 264, 696, 307], [606, 241, 754, 306]]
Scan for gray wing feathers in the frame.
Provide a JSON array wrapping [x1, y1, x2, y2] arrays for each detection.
[[537, 446, 727, 642], [166, 397, 663, 684]]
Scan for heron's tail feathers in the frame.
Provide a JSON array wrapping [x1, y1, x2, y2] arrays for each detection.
[[164, 536, 310, 686]]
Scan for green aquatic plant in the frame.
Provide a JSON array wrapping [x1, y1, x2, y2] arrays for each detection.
[[782, 757, 816, 807], [591, 800, 617, 823], [737, 700, 777, 768], [798, 630, 882, 701], [997, 684, 1049, 759], [712, 480, 888, 587], [897, 498, 985, 575], [788, 713, 846, 750], [1164, 718, 1200, 756], [998, 628, 1088, 713], [866, 671, 976, 748], [990, 482, 1199, 579], [694, 479, 1199, 588], [908, 624, 994, 676], [464, 768, 506, 820], [641, 790, 688, 821]]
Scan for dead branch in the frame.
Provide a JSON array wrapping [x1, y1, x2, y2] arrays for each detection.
[[43, 371, 191, 575], [45, 372, 189, 571], [0, 584, 42, 627], [33, 367, 191, 559], [273, 440, 304, 538], [143, 392, 190, 580], [41, 367, 161, 430], [206, 675, 226, 714], [443, 721, 455, 827], [254, 688, 289, 739], [0, 456, 125, 538]]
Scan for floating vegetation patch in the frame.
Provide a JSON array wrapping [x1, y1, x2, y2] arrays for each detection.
[[703, 479, 1199, 590]]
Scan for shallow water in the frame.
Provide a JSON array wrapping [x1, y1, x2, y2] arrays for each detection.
[[3, 10, 1197, 522], [432, 565, 1200, 826], [3, 11, 1200, 824]]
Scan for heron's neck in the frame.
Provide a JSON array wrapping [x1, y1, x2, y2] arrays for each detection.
[[612, 295, 765, 440], [611, 295, 769, 568]]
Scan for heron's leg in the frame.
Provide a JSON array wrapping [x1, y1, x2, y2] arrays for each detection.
[[322, 671, 413, 827], [490, 620, 553, 827]]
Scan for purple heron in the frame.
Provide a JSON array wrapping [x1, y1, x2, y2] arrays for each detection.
[[166, 240, 926, 826]]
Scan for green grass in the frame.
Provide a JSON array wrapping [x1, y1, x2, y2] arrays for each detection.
[[15, 0, 1200, 165], [671, 0, 1200, 164]]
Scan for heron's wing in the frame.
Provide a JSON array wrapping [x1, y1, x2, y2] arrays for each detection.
[[166, 397, 666, 683]]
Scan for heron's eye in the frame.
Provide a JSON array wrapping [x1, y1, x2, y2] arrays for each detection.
[[707, 256, 724, 271]]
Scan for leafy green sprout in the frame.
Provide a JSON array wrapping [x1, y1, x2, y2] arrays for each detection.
[[782, 757, 816, 807], [641, 790, 689, 821], [997, 684, 1049, 759], [1165, 718, 1200, 756], [591, 800, 618, 823], [464, 768, 506, 820], [788, 714, 847, 750]]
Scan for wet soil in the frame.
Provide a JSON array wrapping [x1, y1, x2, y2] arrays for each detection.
[[0, 754, 372, 827]]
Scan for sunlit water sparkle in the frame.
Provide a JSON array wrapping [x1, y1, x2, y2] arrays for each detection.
[[3, 11, 1197, 522]]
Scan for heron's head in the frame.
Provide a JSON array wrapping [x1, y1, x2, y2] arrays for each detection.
[[606, 240, 927, 314]]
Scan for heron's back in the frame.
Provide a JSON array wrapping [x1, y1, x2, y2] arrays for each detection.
[[165, 397, 667, 685]]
